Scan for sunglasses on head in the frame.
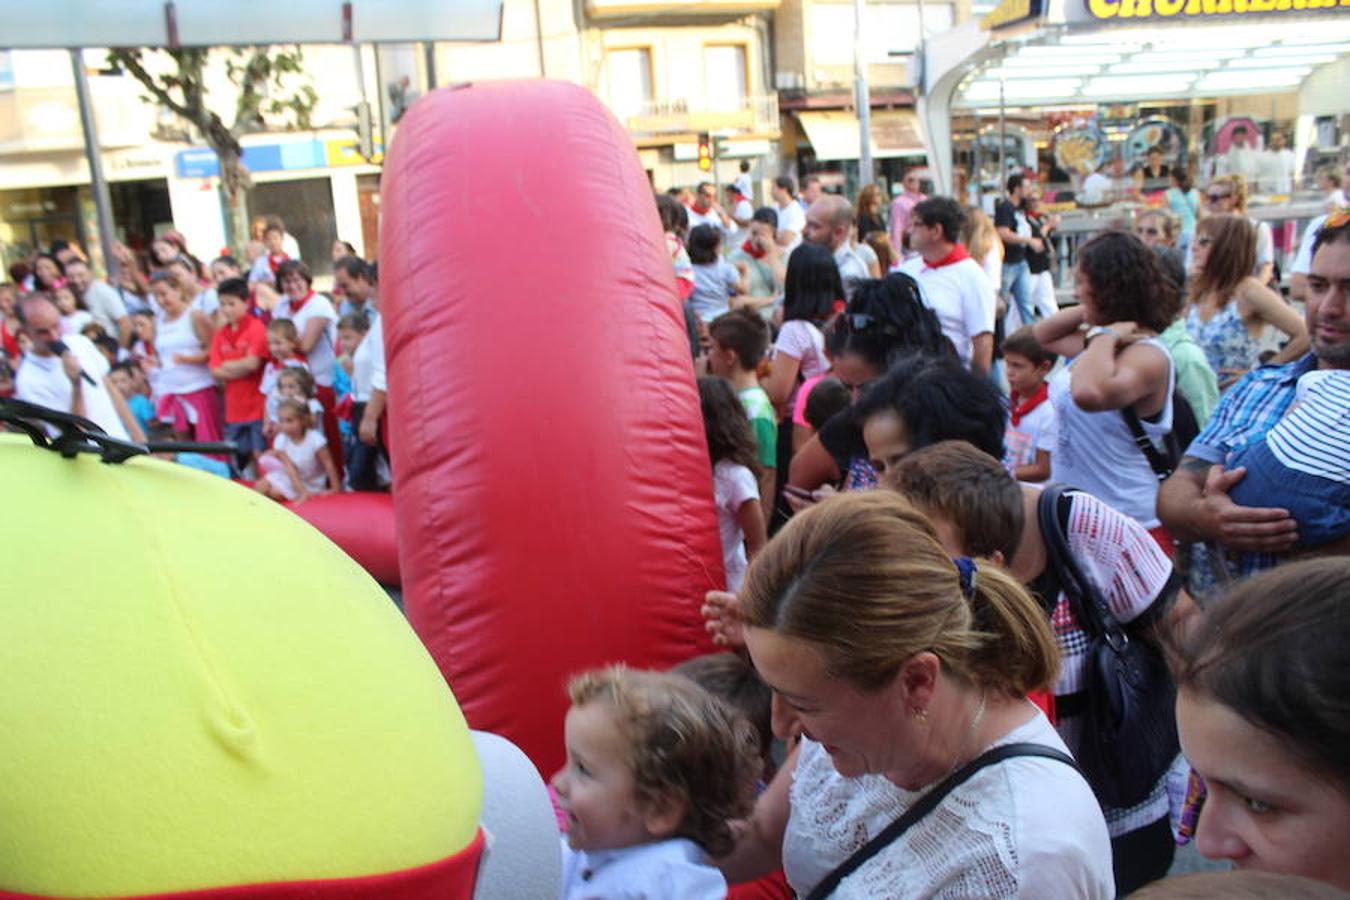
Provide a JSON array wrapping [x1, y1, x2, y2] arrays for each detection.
[[844, 313, 903, 338]]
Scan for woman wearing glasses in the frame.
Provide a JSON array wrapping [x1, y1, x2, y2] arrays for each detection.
[[785, 275, 950, 499], [1203, 174, 1274, 286], [1185, 214, 1308, 389]]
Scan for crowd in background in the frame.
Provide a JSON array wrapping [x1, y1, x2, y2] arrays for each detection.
[[2, 167, 1347, 898]]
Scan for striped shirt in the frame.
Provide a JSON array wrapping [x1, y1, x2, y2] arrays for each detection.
[[1185, 354, 1317, 585], [1267, 371, 1350, 484], [1187, 353, 1317, 465]]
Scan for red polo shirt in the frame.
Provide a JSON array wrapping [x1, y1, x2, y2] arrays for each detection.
[[209, 315, 269, 423]]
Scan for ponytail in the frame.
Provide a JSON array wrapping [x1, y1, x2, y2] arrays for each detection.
[[963, 561, 1060, 697]]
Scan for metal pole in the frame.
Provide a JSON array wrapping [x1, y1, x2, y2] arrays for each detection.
[[998, 78, 1007, 183], [70, 48, 116, 275], [423, 42, 437, 91], [855, 0, 873, 188]]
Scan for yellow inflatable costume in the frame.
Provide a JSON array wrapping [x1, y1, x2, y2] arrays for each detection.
[[0, 429, 486, 898]]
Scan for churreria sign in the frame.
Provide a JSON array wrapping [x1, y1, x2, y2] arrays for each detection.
[[1082, 0, 1347, 20]]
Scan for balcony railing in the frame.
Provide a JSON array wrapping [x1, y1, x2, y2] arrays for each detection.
[[621, 93, 779, 137]]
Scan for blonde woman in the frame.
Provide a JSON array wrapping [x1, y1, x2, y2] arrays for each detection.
[[1203, 174, 1274, 285], [962, 206, 1003, 314], [710, 492, 1113, 898]]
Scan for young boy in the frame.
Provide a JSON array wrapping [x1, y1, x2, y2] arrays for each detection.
[[248, 223, 290, 284], [208, 277, 269, 473], [109, 361, 155, 435], [708, 309, 776, 522], [1001, 326, 1058, 483]]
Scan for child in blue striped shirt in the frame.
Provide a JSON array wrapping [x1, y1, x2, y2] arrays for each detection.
[[1228, 370, 1349, 548]]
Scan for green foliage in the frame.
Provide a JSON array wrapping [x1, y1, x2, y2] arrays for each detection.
[[107, 45, 317, 198]]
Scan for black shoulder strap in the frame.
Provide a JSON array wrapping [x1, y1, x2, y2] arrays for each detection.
[[1120, 404, 1176, 482], [804, 743, 1080, 900]]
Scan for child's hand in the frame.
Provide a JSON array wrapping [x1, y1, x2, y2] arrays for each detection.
[[701, 590, 746, 649]]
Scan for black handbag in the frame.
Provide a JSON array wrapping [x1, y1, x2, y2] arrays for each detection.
[[1038, 484, 1180, 810]]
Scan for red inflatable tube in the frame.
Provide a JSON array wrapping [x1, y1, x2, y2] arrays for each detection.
[[286, 492, 401, 587], [380, 80, 724, 775]]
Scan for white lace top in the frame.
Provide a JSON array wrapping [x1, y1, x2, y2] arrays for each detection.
[[783, 712, 1114, 899]]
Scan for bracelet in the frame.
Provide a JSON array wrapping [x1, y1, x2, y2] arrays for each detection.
[[1084, 325, 1121, 344]]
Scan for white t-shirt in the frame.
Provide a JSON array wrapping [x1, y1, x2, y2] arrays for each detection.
[[61, 310, 95, 337], [1049, 339, 1174, 529], [272, 428, 329, 493], [900, 255, 995, 367], [15, 333, 130, 441], [773, 320, 830, 381], [1004, 398, 1057, 470], [151, 309, 215, 396], [979, 246, 1003, 305], [350, 315, 386, 403], [275, 293, 338, 387], [777, 201, 806, 251], [82, 281, 129, 336], [193, 288, 221, 319], [560, 836, 724, 900], [1258, 148, 1296, 194], [783, 713, 1113, 899], [1292, 214, 1327, 276], [689, 260, 740, 323], [714, 459, 758, 592], [1080, 171, 1111, 205], [1222, 145, 1261, 185], [685, 205, 724, 233], [834, 242, 870, 292]]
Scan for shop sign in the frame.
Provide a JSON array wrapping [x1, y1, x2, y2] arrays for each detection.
[[983, 0, 1045, 29], [175, 137, 375, 179], [1077, 0, 1348, 23]]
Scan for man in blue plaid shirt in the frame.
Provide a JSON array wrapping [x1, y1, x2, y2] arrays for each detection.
[[1159, 211, 1349, 588]]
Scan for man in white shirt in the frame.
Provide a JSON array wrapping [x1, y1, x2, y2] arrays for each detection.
[[900, 196, 996, 375], [771, 176, 807, 252], [1220, 125, 1261, 187], [722, 184, 755, 246], [685, 182, 733, 234], [14, 294, 142, 442], [803, 194, 869, 292], [64, 259, 132, 347], [1258, 131, 1297, 195], [799, 174, 822, 211], [333, 255, 380, 324]]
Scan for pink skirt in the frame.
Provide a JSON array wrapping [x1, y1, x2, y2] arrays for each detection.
[[156, 386, 224, 442]]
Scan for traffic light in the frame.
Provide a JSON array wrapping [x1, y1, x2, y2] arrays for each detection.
[[697, 133, 712, 172]]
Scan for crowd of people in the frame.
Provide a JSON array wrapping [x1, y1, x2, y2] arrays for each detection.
[[3, 167, 1347, 898], [1, 218, 388, 499], [656, 171, 1347, 897]]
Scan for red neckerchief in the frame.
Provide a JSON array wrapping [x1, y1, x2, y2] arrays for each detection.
[[741, 239, 766, 259], [1009, 382, 1049, 426], [267, 253, 288, 275], [286, 291, 315, 315], [923, 244, 971, 270]]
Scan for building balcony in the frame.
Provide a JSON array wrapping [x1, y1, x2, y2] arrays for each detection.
[[621, 93, 779, 139], [587, 0, 779, 19]]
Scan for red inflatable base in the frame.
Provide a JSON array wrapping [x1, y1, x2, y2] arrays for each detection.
[[286, 492, 400, 586]]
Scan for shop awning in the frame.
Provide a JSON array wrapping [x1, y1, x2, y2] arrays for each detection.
[[797, 110, 925, 161]]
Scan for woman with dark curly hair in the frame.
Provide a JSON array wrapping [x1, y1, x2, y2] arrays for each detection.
[[1034, 231, 1182, 550]]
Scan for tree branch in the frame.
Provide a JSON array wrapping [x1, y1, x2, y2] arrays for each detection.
[[110, 49, 198, 123]]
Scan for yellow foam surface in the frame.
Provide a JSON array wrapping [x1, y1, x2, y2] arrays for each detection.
[[0, 436, 482, 896]]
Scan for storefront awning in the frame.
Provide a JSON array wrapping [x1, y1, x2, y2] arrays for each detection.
[[797, 110, 925, 161]]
